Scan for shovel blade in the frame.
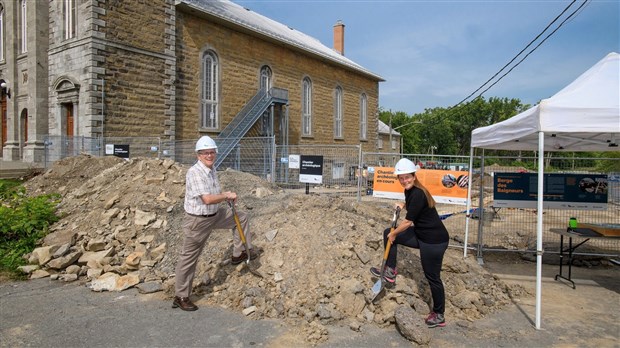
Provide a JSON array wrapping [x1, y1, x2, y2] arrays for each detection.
[[371, 279, 383, 301]]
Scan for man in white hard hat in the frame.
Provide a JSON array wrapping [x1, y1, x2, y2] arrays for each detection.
[[370, 158, 450, 328], [173, 135, 259, 311]]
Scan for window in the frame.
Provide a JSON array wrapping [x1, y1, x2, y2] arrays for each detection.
[[63, 0, 76, 40], [334, 86, 343, 139], [0, 5, 4, 61], [392, 138, 398, 150], [302, 77, 312, 136], [260, 65, 272, 92], [359, 93, 367, 140], [377, 138, 383, 149], [201, 51, 219, 129], [19, 0, 27, 53], [332, 162, 345, 179]]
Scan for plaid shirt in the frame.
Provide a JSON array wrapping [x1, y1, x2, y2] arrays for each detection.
[[184, 160, 221, 215]]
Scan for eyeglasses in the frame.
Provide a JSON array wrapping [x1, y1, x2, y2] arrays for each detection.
[[197, 151, 217, 156]]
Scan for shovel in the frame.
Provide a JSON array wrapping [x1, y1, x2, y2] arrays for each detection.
[[371, 206, 401, 301], [228, 201, 263, 278]]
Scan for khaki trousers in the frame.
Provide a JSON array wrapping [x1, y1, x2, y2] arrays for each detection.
[[174, 205, 251, 298]]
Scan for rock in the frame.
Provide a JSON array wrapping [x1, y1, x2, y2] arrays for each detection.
[[136, 281, 163, 294], [104, 193, 120, 209], [88, 272, 140, 292], [88, 273, 119, 291], [138, 235, 155, 244], [349, 320, 361, 332], [394, 305, 432, 345], [30, 269, 50, 279], [60, 274, 79, 282], [135, 210, 157, 226], [254, 187, 272, 198], [87, 268, 103, 279], [125, 251, 144, 267], [31, 245, 60, 266], [265, 229, 278, 242], [78, 248, 114, 265], [87, 239, 106, 252], [242, 306, 257, 316], [52, 243, 72, 258], [43, 229, 77, 247], [17, 265, 39, 274], [452, 290, 482, 310], [46, 251, 82, 270], [354, 245, 371, 264], [145, 175, 165, 184], [149, 243, 166, 262], [65, 265, 81, 274]]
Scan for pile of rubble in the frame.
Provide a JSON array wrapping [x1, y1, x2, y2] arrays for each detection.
[[20, 155, 527, 344]]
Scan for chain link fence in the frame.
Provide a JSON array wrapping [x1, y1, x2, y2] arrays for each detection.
[[466, 155, 620, 259], [42, 136, 619, 258]]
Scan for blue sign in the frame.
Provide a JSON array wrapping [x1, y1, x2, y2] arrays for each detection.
[[493, 173, 608, 210]]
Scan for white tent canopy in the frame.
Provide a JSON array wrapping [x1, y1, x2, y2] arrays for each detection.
[[466, 52, 620, 330], [472, 52, 620, 151]]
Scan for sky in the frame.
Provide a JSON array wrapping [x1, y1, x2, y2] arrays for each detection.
[[234, 0, 619, 115]]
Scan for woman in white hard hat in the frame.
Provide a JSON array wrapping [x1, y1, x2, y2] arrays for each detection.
[[370, 158, 450, 328], [173, 135, 259, 311]]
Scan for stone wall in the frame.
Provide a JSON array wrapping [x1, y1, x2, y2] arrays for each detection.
[[175, 10, 380, 151]]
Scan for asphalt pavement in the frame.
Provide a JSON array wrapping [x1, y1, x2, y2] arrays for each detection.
[[0, 278, 411, 347]]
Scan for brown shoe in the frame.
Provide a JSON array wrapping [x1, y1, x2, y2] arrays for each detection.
[[231, 248, 260, 265], [172, 296, 198, 311]]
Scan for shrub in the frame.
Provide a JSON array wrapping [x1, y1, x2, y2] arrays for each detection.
[[0, 180, 61, 273]]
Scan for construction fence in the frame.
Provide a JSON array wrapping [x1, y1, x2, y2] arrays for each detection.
[[43, 135, 620, 259]]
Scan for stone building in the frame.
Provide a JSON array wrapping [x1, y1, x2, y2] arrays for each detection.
[[0, 0, 387, 164]]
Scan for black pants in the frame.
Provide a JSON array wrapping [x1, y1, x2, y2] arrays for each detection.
[[383, 227, 448, 314]]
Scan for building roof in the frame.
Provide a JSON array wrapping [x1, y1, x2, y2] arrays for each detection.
[[378, 120, 401, 136], [177, 0, 384, 81]]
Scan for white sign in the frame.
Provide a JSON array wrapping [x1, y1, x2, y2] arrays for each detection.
[[105, 144, 114, 155], [289, 155, 300, 169]]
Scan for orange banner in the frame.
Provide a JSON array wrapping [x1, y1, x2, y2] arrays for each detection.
[[371, 167, 469, 205]]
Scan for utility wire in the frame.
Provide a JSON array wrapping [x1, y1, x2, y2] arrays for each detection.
[[451, 0, 585, 108], [474, 0, 590, 99]]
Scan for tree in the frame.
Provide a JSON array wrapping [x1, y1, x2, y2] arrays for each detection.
[[379, 97, 527, 155]]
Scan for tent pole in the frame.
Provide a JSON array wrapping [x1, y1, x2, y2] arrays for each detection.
[[535, 131, 545, 330], [464, 146, 475, 258], [476, 149, 485, 265]]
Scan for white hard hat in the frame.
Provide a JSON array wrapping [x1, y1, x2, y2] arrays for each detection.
[[394, 158, 418, 175], [195, 136, 218, 152]]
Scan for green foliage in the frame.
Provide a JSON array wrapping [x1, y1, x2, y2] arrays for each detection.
[[380, 96, 528, 155], [595, 151, 620, 172], [0, 180, 61, 273]]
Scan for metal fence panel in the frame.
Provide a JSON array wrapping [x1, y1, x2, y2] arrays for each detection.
[[472, 155, 620, 258], [274, 144, 362, 196], [41, 136, 619, 257]]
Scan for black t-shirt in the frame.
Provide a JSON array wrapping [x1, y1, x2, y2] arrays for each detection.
[[404, 186, 450, 244]]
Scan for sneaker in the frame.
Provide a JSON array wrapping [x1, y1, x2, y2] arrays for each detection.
[[425, 312, 446, 328], [369, 266, 397, 283], [231, 249, 260, 265]]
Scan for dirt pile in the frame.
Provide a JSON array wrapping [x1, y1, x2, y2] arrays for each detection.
[[21, 155, 526, 344]]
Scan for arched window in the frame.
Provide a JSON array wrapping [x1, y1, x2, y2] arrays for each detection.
[[63, 0, 77, 40], [302, 77, 312, 136], [201, 51, 219, 129], [259, 65, 272, 92], [359, 93, 367, 140], [333, 86, 343, 139]]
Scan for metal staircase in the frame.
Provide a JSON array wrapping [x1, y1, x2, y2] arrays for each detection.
[[215, 87, 288, 168]]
